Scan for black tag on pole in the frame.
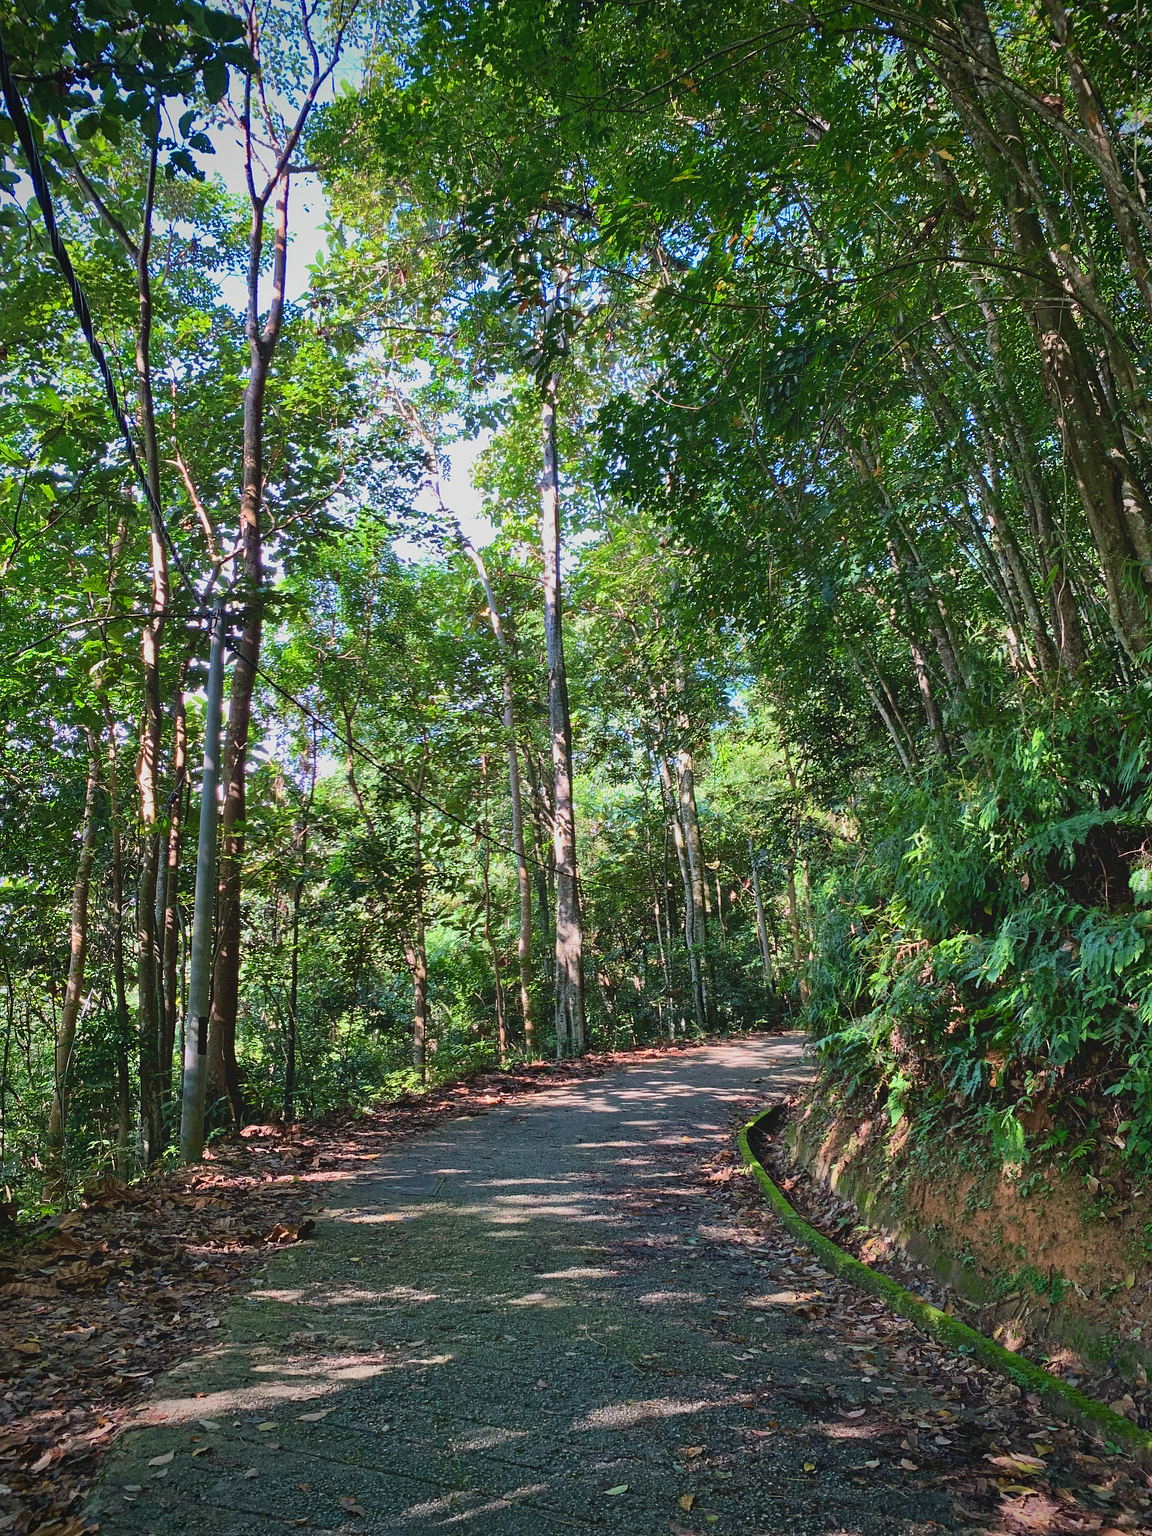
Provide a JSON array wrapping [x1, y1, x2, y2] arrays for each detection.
[[198, 1016, 209, 1055]]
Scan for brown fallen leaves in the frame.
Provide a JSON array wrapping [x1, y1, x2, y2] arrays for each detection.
[[673, 1110, 1152, 1535], [265, 1220, 316, 1244], [0, 1043, 708, 1536]]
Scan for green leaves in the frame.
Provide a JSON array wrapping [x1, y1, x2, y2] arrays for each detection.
[[201, 58, 229, 104]]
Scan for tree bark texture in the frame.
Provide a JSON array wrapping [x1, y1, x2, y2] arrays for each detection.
[[45, 732, 100, 1200], [540, 369, 586, 1057], [464, 542, 534, 1054], [209, 166, 292, 1127]]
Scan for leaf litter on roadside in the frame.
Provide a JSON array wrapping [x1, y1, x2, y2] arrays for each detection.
[[622, 1095, 1152, 1536], [0, 1048, 660, 1536]]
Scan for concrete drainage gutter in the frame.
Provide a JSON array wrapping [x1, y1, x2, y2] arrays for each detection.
[[738, 1105, 1152, 1467]]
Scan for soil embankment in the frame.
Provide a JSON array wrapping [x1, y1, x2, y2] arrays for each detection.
[[779, 1085, 1152, 1422]]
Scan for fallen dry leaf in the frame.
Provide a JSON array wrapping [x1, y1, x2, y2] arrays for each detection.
[[899, 1458, 919, 1471], [603, 1484, 628, 1496], [298, 1407, 335, 1422], [265, 1220, 316, 1244], [987, 1453, 1046, 1474], [148, 1450, 174, 1467], [337, 1497, 365, 1518], [678, 1493, 696, 1511]]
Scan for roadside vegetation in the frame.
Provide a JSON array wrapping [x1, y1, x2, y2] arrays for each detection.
[[4, 0, 1152, 1224]]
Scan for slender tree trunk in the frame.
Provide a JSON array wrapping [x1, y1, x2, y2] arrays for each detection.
[[45, 731, 100, 1201], [73, 144, 169, 1163], [203, 15, 351, 1112], [463, 543, 533, 1055], [285, 732, 315, 1122], [970, 288, 1088, 674], [657, 751, 705, 1031], [402, 929, 429, 1077], [480, 757, 508, 1066], [209, 166, 293, 1128], [923, 0, 1152, 661], [520, 745, 553, 984], [102, 715, 133, 1177], [540, 367, 585, 1057], [286, 873, 301, 1120], [662, 821, 678, 1016], [749, 840, 773, 991], [130, 137, 169, 1168], [158, 675, 187, 1139], [781, 738, 811, 1001], [675, 748, 710, 1021], [785, 851, 807, 996], [402, 740, 430, 1076], [642, 774, 672, 1005], [1, 960, 13, 1171]]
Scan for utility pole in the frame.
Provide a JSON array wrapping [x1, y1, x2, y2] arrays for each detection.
[[179, 601, 225, 1163]]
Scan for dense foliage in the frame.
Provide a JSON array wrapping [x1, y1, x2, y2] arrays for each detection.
[[6, 0, 1152, 1211]]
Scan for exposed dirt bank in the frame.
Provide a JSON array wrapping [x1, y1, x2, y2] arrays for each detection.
[[774, 1081, 1152, 1428]]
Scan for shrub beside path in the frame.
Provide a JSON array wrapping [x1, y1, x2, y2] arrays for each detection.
[[88, 1037, 1152, 1535]]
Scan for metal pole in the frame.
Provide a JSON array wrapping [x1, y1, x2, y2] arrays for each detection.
[[179, 601, 225, 1163]]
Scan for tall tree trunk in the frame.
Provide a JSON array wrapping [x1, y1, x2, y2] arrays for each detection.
[[520, 745, 553, 985], [540, 367, 586, 1057], [785, 850, 807, 996], [749, 840, 773, 991], [69, 138, 169, 1162], [209, 166, 293, 1128], [158, 675, 187, 1139], [923, 0, 1152, 662], [102, 710, 133, 1177], [781, 738, 811, 1002], [657, 751, 706, 1031], [642, 771, 673, 1011], [206, 4, 350, 1121], [970, 290, 1088, 674], [463, 543, 533, 1055], [130, 136, 168, 1168], [285, 731, 315, 1122], [402, 740, 430, 1075], [402, 926, 429, 1078], [675, 748, 710, 1020], [45, 731, 100, 1201], [480, 756, 508, 1066], [286, 873, 301, 1120]]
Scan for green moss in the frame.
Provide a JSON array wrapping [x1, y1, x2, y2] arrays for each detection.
[[742, 1108, 1152, 1467]]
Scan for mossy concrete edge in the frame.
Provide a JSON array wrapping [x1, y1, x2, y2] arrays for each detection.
[[738, 1108, 1152, 1467]]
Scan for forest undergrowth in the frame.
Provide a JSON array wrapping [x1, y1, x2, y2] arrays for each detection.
[[807, 683, 1152, 1205]]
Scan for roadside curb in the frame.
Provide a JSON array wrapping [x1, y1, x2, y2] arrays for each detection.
[[738, 1106, 1152, 1466]]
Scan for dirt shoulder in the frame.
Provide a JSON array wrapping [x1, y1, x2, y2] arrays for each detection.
[[771, 1086, 1152, 1431]]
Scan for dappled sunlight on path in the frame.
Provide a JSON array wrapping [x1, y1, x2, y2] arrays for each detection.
[[89, 1036, 1091, 1535]]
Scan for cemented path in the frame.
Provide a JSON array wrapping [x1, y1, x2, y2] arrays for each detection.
[[88, 1038, 967, 1535]]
